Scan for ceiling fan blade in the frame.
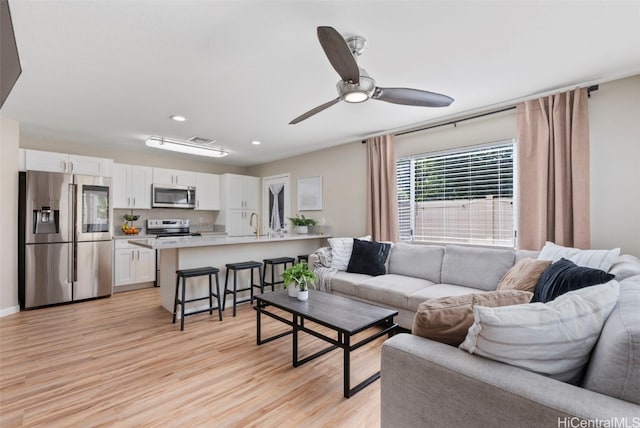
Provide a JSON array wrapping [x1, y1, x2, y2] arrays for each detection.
[[289, 97, 341, 124], [317, 26, 360, 84], [373, 87, 454, 107]]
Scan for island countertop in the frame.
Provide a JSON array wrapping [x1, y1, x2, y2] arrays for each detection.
[[128, 233, 330, 250]]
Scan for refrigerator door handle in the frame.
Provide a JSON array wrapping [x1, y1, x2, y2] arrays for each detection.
[[70, 183, 78, 282]]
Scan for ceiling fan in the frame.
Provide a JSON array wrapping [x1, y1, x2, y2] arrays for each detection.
[[289, 26, 454, 125]]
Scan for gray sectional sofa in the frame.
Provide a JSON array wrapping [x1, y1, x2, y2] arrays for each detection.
[[309, 242, 640, 426], [310, 243, 539, 330]]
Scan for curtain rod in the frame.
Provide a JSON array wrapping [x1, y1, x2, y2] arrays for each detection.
[[362, 84, 599, 142]]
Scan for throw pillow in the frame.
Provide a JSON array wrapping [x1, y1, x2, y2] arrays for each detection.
[[346, 239, 391, 276], [532, 258, 615, 303], [328, 235, 371, 271], [459, 281, 620, 384], [497, 258, 552, 292], [537, 241, 620, 271], [608, 254, 640, 282], [412, 290, 533, 346]]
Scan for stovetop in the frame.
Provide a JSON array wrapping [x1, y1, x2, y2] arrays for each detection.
[[147, 219, 198, 237]]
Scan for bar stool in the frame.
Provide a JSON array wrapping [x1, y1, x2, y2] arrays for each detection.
[[173, 266, 222, 331], [297, 254, 309, 264], [223, 261, 264, 317], [262, 257, 296, 293]]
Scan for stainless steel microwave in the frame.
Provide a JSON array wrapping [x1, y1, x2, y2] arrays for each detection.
[[151, 184, 196, 209]]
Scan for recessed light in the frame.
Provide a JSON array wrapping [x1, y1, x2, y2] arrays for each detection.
[[251, 141, 262, 145], [170, 115, 187, 122]]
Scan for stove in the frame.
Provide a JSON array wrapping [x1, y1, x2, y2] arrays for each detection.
[[146, 219, 201, 238]]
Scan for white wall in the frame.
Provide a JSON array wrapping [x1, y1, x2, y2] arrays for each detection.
[[0, 117, 20, 315], [248, 141, 367, 237], [589, 75, 640, 256]]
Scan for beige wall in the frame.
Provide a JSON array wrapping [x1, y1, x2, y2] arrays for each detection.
[[248, 141, 367, 237], [589, 75, 640, 256], [0, 117, 20, 315], [20, 135, 247, 175]]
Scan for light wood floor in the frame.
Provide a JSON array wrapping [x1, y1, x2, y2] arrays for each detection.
[[0, 288, 386, 427]]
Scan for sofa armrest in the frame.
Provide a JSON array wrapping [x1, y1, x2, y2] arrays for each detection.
[[381, 334, 640, 428]]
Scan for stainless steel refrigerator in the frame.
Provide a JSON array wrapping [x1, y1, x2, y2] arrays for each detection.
[[18, 171, 113, 309]]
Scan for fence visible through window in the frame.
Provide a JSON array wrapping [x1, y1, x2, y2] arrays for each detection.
[[397, 140, 515, 247]]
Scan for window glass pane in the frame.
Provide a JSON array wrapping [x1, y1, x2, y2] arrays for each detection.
[[397, 141, 515, 247]]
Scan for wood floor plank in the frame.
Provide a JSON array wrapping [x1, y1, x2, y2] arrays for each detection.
[[0, 288, 385, 427]]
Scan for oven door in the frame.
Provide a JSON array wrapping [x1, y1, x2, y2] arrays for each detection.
[[152, 184, 195, 208]]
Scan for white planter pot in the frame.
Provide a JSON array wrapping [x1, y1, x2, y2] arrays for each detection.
[[296, 225, 308, 234], [297, 290, 309, 301], [287, 286, 298, 298]]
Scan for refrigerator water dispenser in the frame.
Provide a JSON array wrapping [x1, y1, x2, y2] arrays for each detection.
[[33, 206, 60, 234]]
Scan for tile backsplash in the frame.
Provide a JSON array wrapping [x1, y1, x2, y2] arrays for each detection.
[[114, 208, 223, 235]]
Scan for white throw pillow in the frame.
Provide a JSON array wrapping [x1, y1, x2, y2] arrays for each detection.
[[328, 236, 371, 271], [459, 280, 620, 384], [537, 241, 620, 271]]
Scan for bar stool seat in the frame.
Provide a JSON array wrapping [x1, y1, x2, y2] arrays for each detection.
[[223, 261, 264, 317], [173, 266, 222, 331], [297, 254, 309, 263], [262, 257, 296, 293]]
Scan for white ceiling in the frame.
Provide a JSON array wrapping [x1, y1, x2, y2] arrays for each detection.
[[3, 1, 640, 167]]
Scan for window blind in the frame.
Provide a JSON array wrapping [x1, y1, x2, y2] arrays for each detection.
[[397, 140, 515, 247]]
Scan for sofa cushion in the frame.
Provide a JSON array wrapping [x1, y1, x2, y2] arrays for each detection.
[[608, 254, 640, 281], [532, 258, 615, 303], [408, 284, 487, 311], [582, 276, 640, 405], [328, 236, 370, 271], [329, 271, 371, 295], [515, 249, 539, 262], [387, 243, 444, 283], [412, 290, 533, 346], [537, 241, 620, 271], [459, 281, 620, 384], [356, 274, 432, 309], [346, 239, 392, 276], [440, 245, 515, 291], [497, 258, 552, 292]]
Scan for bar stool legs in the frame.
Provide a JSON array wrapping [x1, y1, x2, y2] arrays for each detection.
[[173, 267, 222, 331], [223, 261, 264, 317]]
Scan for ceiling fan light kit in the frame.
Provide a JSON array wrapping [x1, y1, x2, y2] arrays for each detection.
[[290, 26, 454, 124], [145, 136, 229, 158]]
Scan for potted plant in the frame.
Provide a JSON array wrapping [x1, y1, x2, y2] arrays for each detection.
[[289, 214, 316, 234], [282, 262, 317, 300]]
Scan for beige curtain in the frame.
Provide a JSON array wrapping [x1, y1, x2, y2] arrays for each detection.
[[366, 134, 399, 242], [516, 87, 590, 250]]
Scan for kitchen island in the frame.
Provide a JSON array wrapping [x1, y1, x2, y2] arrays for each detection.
[[128, 234, 328, 315]]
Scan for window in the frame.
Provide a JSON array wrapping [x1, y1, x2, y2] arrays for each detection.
[[397, 140, 515, 247]]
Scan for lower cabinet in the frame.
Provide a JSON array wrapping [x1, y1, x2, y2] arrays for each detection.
[[114, 240, 156, 287]]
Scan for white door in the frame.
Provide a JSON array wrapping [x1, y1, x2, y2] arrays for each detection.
[[244, 176, 261, 210], [195, 173, 220, 210], [68, 155, 110, 176], [112, 164, 130, 208], [262, 174, 290, 233], [25, 150, 68, 173], [135, 248, 156, 283], [226, 210, 247, 236], [129, 166, 152, 209], [114, 248, 135, 286]]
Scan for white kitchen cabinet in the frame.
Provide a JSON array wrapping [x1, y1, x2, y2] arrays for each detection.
[[113, 163, 152, 209], [152, 167, 196, 187], [114, 240, 156, 287], [25, 149, 113, 176], [195, 172, 220, 210], [217, 174, 260, 236]]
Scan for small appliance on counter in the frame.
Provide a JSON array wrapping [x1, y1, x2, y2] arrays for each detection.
[[146, 219, 202, 238]]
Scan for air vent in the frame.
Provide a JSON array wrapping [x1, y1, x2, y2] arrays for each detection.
[[188, 136, 216, 145]]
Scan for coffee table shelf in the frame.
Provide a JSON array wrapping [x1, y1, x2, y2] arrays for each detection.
[[254, 290, 398, 398]]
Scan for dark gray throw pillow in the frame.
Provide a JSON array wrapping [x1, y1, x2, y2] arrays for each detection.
[[532, 258, 615, 303], [346, 239, 391, 276]]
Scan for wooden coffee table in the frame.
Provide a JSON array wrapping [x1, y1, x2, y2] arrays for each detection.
[[254, 290, 398, 398]]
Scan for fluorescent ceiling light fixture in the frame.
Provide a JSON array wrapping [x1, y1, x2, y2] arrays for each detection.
[[170, 115, 187, 122], [145, 136, 228, 158]]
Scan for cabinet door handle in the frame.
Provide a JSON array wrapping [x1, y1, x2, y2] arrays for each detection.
[[131, 250, 135, 260], [62, 160, 67, 171], [137, 250, 140, 260], [133, 197, 136, 207], [128, 197, 131, 207], [69, 161, 74, 172]]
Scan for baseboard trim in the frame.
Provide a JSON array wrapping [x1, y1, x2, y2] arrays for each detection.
[[0, 305, 20, 317]]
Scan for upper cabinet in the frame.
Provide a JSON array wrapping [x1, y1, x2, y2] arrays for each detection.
[[113, 163, 152, 209], [24, 149, 113, 176], [152, 167, 196, 187], [221, 174, 260, 210], [195, 173, 220, 211]]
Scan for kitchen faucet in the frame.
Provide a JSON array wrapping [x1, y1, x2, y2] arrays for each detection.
[[250, 212, 260, 237]]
